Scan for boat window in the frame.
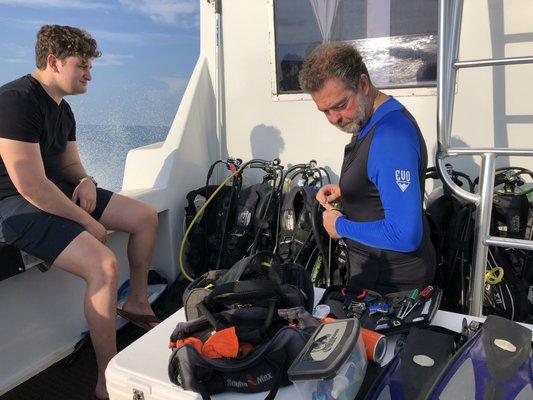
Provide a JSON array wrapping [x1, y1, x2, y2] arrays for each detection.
[[274, 0, 438, 93]]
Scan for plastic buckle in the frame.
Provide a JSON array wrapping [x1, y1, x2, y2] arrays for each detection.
[[392, 319, 402, 327]]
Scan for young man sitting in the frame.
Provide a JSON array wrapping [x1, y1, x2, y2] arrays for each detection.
[[0, 25, 159, 400]]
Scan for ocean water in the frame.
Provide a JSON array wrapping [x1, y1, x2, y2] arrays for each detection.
[[76, 125, 169, 192]]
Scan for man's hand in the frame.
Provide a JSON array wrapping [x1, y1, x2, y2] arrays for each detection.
[[83, 217, 107, 244], [322, 209, 343, 239], [72, 177, 97, 213], [316, 184, 341, 210]]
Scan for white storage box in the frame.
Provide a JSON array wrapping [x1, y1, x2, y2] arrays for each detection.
[[106, 303, 315, 399]]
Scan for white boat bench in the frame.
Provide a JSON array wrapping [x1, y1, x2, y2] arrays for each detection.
[[0, 185, 173, 395], [0, 186, 167, 282]]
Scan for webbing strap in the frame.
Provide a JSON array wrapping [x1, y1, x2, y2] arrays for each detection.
[[205, 280, 281, 305], [218, 251, 281, 284]]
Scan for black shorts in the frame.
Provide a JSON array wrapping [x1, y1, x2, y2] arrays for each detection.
[[0, 182, 114, 264]]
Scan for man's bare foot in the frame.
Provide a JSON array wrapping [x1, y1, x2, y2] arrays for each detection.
[[94, 375, 109, 399]]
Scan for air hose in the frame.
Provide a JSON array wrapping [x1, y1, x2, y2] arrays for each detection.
[[179, 170, 239, 281], [179, 158, 281, 281]]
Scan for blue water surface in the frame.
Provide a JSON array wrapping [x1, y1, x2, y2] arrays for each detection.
[[76, 125, 169, 192]]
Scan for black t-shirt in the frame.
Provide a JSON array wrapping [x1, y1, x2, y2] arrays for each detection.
[[0, 74, 76, 199]]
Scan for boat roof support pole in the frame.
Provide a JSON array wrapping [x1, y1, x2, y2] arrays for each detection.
[[436, 0, 533, 317], [437, 0, 475, 203], [469, 153, 495, 316], [214, 0, 224, 164]]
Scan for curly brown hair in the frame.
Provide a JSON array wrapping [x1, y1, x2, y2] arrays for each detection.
[[35, 25, 101, 70], [298, 42, 369, 93]]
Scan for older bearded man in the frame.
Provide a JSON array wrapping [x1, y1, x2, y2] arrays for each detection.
[[299, 43, 436, 293]]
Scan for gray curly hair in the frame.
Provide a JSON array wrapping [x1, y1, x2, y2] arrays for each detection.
[[298, 42, 369, 93]]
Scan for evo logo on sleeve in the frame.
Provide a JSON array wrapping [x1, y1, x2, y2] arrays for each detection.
[[395, 169, 411, 192]]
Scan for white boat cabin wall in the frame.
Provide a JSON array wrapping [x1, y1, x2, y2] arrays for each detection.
[[1, 0, 533, 395]]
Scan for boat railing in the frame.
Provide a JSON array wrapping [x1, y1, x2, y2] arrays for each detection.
[[436, 0, 533, 316]]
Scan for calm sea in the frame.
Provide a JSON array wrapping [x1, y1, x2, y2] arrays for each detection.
[[76, 125, 169, 192]]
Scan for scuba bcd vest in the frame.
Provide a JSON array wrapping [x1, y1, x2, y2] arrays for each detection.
[[224, 183, 278, 268], [277, 186, 320, 264], [277, 185, 349, 287], [185, 185, 236, 277], [184, 181, 279, 277]]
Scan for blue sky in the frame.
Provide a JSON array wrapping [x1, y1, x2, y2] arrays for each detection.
[[0, 0, 200, 127]]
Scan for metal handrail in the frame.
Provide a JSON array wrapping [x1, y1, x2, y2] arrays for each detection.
[[455, 56, 533, 69], [446, 148, 533, 156], [485, 236, 533, 252], [436, 158, 478, 204], [436, 0, 533, 316]]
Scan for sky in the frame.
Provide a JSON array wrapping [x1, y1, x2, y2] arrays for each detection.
[[0, 0, 200, 127]]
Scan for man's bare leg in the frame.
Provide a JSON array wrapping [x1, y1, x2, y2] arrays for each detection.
[[99, 194, 158, 319], [53, 231, 119, 400]]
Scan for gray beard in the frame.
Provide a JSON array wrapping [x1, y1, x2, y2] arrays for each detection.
[[334, 97, 370, 134], [335, 119, 363, 134]]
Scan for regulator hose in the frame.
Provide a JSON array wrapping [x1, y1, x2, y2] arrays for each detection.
[[179, 158, 280, 281], [179, 170, 239, 281]]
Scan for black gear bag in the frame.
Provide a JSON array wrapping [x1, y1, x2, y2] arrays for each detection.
[[168, 306, 319, 400], [182, 251, 314, 321]]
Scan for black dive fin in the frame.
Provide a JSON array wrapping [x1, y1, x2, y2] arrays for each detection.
[[366, 327, 455, 400]]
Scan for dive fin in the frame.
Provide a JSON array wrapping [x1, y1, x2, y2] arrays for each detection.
[[427, 315, 533, 400], [366, 327, 455, 400]]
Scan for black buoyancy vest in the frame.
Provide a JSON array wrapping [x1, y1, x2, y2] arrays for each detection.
[[340, 109, 427, 221], [278, 186, 319, 263], [339, 108, 435, 291], [224, 183, 277, 266]]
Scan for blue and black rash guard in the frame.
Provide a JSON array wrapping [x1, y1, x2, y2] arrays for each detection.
[[336, 97, 435, 293], [336, 98, 423, 252]]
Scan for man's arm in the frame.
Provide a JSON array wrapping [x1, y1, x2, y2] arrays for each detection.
[[58, 141, 98, 213], [58, 141, 89, 183], [0, 138, 106, 243]]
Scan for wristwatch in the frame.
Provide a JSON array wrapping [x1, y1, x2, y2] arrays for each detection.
[[81, 175, 98, 187]]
